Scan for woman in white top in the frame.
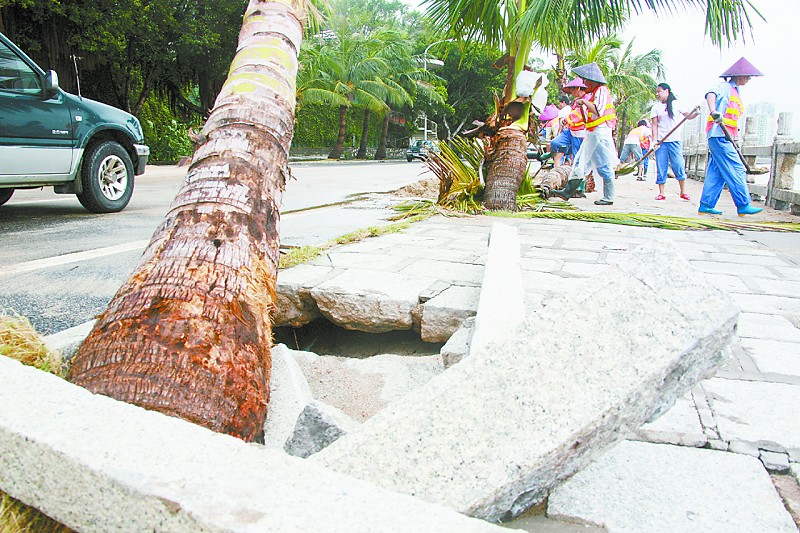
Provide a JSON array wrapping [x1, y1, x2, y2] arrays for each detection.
[[650, 83, 698, 201]]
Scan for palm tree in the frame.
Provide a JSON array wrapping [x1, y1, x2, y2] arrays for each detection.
[[299, 18, 410, 159], [373, 48, 444, 159], [68, 0, 313, 443], [423, 0, 762, 210]]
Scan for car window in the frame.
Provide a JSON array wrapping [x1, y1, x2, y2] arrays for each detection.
[[0, 40, 41, 94]]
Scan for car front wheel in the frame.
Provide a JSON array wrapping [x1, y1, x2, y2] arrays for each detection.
[[76, 141, 134, 213], [406, 156, 414, 162], [0, 189, 14, 206]]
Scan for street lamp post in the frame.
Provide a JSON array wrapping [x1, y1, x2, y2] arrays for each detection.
[[422, 38, 453, 142]]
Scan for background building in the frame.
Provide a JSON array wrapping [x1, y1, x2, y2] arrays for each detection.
[[746, 102, 777, 145]]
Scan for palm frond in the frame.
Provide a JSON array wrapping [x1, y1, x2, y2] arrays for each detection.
[[492, 211, 800, 232]]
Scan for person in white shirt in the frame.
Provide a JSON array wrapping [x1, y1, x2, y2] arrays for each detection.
[[650, 82, 698, 201]]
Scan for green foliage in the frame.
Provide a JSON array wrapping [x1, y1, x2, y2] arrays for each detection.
[[294, 104, 392, 148], [431, 43, 506, 134], [139, 96, 196, 162]]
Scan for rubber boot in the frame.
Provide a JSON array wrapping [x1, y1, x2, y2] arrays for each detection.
[[737, 204, 763, 217], [698, 203, 723, 215], [552, 178, 583, 201]]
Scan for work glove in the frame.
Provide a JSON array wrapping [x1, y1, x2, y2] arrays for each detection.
[[710, 111, 723, 124]]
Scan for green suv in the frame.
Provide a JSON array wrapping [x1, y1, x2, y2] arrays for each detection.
[[0, 32, 149, 213]]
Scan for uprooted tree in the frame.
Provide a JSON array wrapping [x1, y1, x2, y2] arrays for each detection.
[[68, 0, 761, 443], [68, 0, 311, 442], [424, 0, 762, 211]]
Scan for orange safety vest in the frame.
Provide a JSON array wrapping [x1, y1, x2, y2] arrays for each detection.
[[585, 86, 617, 131], [566, 103, 585, 132], [706, 85, 742, 139]]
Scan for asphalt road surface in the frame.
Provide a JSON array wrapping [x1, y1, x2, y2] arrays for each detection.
[[0, 160, 429, 335]]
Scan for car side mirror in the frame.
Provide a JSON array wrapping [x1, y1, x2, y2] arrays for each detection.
[[43, 70, 59, 98]]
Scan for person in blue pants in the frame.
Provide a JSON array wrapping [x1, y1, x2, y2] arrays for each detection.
[[650, 83, 698, 201], [700, 57, 764, 216]]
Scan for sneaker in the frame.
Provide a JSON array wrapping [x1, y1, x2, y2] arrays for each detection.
[[655, 194, 666, 201], [698, 205, 723, 215], [737, 204, 763, 216], [594, 199, 613, 205], [680, 193, 690, 201]]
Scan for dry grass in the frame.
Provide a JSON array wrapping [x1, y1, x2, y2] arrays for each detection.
[[0, 312, 62, 376], [0, 492, 73, 533]]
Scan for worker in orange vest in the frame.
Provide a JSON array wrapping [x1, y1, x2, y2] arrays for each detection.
[[550, 77, 587, 168], [699, 57, 764, 216], [553, 63, 619, 205]]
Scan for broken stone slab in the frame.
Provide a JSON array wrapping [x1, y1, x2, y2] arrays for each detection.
[[291, 349, 444, 422], [634, 394, 707, 448], [469, 222, 525, 357], [0, 356, 504, 532], [313, 241, 738, 522], [262, 344, 314, 449], [274, 264, 334, 327], [547, 440, 797, 532], [440, 319, 474, 369], [760, 450, 791, 473], [284, 400, 360, 458], [420, 285, 480, 343], [702, 378, 800, 451], [310, 269, 437, 333]]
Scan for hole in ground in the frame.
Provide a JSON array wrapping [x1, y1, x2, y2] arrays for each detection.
[[273, 319, 444, 358]]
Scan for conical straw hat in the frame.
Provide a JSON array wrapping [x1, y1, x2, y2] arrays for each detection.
[[571, 63, 606, 84], [720, 57, 764, 77]]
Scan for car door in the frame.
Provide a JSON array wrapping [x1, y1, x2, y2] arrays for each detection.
[[0, 37, 74, 177]]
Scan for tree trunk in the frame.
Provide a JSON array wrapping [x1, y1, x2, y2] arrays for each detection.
[[375, 112, 389, 160], [482, 128, 527, 211], [555, 53, 567, 93], [68, 0, 304, 443], [329, 104, 348, 159], [356, 109, 370, 158]]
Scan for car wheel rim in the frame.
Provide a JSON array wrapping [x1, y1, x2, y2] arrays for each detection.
[[97, 155, 128, 201]]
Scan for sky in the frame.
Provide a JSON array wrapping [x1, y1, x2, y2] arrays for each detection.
[[404, 0, 798, 137]]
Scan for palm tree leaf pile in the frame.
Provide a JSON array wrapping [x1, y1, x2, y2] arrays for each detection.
[[492, 211, 800, 233]]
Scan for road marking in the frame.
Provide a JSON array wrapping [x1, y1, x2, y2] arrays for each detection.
[[2, 240, 149, 276]]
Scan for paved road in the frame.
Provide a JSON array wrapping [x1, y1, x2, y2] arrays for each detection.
[[0, 160, 429, 335]]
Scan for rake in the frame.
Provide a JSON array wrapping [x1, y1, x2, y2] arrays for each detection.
[[615, 106, 700, 176]]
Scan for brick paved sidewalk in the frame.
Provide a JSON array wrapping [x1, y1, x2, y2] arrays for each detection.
[[549, 164, 798, 223]]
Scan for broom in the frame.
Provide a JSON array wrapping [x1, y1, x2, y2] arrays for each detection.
[[615, 106, 700, 176]]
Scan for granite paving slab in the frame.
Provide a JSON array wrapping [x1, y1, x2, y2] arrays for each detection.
[[739, 338, 800, 376], [702, 378, 800, 450], [547, 440, 796, 532], [313, 241, 737, 522], [737, 313, 800, 342], [635, 395, 707, 447]]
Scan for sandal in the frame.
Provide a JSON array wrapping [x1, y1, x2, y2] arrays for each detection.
[[655, 194, 666, 201], [680, 193, 691, 201]]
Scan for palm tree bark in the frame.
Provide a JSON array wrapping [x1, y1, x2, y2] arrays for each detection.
[[375, 112, 390, 160], [68, 0, 304, 443], [329, 104, 348, 159], [482, 128, 527, 210], [356, 109, 370, 158]]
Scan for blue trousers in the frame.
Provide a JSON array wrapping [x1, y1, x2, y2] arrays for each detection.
[[655, 141, 686, 184], [550, 130, 583, 162], [700, 136, 751, 208]]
